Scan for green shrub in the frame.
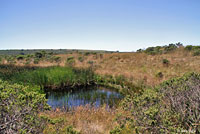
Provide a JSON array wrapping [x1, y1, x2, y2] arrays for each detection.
[[145, 47, 157, 55], [65, 126, 80, 134], [53, 56, 61, 62], [185, 45, 193, 51], [25, 61, 31, 65], [193, 49, 200, 56], [110, 126, 122, 134], [0, 80, 48, 133], [162, 59, 169, 66], [35, 52, 44, 58], [66, 56, 75, 66], [91, 52, 97, 55], [6, 56, 15, 62], [164, 43, 178, 52], [78, 56, 84, 62], [136, 49, 144, 52], [87, 60, 94, 65], [192, 46, 200, 50], [99, 53, 103, 59], [34, 58, 39, 64], [16, 55, 25, 60], [84, 52, 90, 56], [176, 42, 183, 47], [144, 43, 181, 55], [184, 45, 200, 56], [27, 54, 34, 58], [156, 72, 163, 78], [120, 72, 200, 133], [144, 46, 163, 55], [48, 52, 54, 55]]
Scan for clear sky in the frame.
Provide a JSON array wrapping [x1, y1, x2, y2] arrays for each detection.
[[0, 0, 200, 51]]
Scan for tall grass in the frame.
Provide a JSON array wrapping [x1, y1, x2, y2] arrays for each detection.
[[8, 66, 95, 90]]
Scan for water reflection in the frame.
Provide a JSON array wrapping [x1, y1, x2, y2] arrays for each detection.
[[46, 86, 123, 109]]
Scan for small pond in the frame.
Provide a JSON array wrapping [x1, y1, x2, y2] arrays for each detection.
[[46, 86, 123, 109]]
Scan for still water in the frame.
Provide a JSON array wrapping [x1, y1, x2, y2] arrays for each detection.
[[46, 86, 123, 109]]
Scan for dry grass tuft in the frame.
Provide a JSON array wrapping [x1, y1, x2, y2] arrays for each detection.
[[41, 105, 117, 134]]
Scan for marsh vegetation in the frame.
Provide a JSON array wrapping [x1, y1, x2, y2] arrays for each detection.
[[1, 44, 200, 133]]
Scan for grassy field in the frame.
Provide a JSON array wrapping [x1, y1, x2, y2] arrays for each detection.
[[1, 44, 200, 133], [1, 46, 200, 87]]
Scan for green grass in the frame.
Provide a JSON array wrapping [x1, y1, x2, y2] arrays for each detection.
[[9, 66, 95, 90], [0, 65, 95, 90]]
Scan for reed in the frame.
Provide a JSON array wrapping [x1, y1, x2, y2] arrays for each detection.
[[2, 66, 95, 90]]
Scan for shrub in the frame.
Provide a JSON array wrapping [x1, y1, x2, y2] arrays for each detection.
[[99, 53, 103, 59], [91, 52, 97, 55], [6, 56, 15, 62], [110, 126, 122, 134], [16, 55, 24, 60], [27, 54, 34, 58], [65, 126, 80, 134], [144, 43, 180, 55], [53, 56, 61, 62], [19, 52, 25, 55], [164, 43, 178, 52], [120, 72, 200, 133], [66, 56, 75, 66], [162, 59, 169, 66], [136, 49, 144, 52], [25, 61, 31, 65], [193, 49, 200, 56], [159, 73, 200, 132], [34, 58, 39, 64], [156, 72, 163, 78], [48, 52, 54, 55], [41, 50, 46, 56], [78, 56, 84, 62], [88, 60, 94, 65], [145, 47, 156, 55], [84, 52, 90, 56], [192, 46, 200, 50], [184, 45, 200, 56], [0, 80, 48, 133], [144, 46, 162, 55], [175, 42, 183, 47], [185, 45, 193, 51], [78, 52, 83, 55], [35, 52, 44, 58]]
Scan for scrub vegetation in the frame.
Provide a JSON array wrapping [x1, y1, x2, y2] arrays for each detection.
[[1, 43, 200, 133], [0, 80, 48, 133]]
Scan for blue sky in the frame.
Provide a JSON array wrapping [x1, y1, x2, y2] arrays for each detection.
[[0, 0, 200, 51]]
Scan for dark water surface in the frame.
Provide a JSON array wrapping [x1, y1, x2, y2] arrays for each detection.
[[46, 86, 123, 109]]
